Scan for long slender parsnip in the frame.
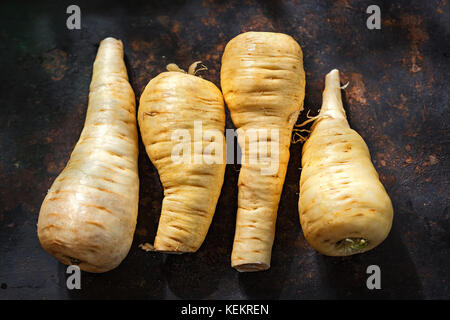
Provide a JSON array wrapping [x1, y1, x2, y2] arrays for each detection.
[[37, 38, 139, 273], [299, 69, 393, 256], [138, 66, 226, 253], [221, 32, 306, 271]]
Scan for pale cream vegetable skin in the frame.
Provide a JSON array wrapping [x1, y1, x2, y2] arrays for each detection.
[[37, 38, 139, 273], [299, 69, 393, 256], [221, 32, 306, 271], [138, 68, 226, 253]]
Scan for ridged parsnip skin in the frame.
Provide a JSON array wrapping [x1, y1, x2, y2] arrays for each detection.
[[37, 38, 139, 273], [138, 71, 226, 253], [299, 69, 393, 256], [221, 32, 305, 271]]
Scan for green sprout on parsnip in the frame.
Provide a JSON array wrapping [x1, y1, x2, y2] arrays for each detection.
[[336, 238, 369, 254]]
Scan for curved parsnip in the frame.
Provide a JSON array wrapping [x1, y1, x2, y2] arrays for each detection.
[[138, 69, 226, 253], [221, 32, 306, 271], [299, 69, 393, 256], [37, 38, 139, 273]]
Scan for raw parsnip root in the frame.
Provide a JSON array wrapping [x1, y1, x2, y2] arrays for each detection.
[[37, 37, 139, 273], [138, 63, 226, 253], [188, 61, 208, 75], [340, 82, 350, 90], [292, 129, 311, 144], [221, 32, 306, 271], [166, 61, 208, 76], [335, 238, 369, 254], [298, 69, 393, 256], [138, 243, 155, 252], [291, 110, 324, 144], [166, 63, 186, 73]]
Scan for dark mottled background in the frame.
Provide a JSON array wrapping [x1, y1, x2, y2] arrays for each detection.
[[0, 0, 449, 299]]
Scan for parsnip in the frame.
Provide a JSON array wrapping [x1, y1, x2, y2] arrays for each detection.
[[221, 32, 306, 271], [299, 69, 393, 256], [37, 38, 139, 273], [138, 64, 226, 253]]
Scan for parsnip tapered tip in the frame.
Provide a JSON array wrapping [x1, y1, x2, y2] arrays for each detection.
[[233, 262, 270, 272], [100, 37, 123, 47], [328, 68, 339, 75], [318, 68, 347, 120], [325, 69, 341, 88], [101, 36, 120, 42]]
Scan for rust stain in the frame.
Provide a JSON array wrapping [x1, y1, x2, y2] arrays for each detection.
[[298, 14, 322, 41], [436, 0, 447, 14], [428, 155, 439, 165], [326, 0, 355, 34], [415, 165, 423, 175], [201, 17, 217, 26], [130, 39, 140, 52], [293, 235, 309, 250], [404, 130, 419, 137], [346, 73, 368, 105], [335, 0, 352, 7], [156, 16, 170, 27], [171, 21, 181, 34], [42, 49, 68, 81], [369, 91, 381, 103], [129, 39, 160, 92], [215, 43, 224, 53], [46, 161, 63, 174], [241, 14, 275, 32], [378, 172, 397, 190], [437, 0, 448, 14], [0, 168, 40, 212], [420, 155, 440, 168], [386, 14, 429, 73], [201, 0, 232, 13], [393, 94, 409, 116]]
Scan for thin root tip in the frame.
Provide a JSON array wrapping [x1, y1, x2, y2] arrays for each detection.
[[326, 69, 340, 78], [325, 69, 341, 88], [101, 37, 121, 43]]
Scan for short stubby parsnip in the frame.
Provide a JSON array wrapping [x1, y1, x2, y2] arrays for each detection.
[[299, 69, 394, 256], [138, 66, 226, 253]]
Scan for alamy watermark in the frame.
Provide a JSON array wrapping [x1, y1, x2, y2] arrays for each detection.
[[170, 121, 280, 175], [366, 5, 381, 30], [66, 5, 81, 30], [366, 264, 381, 290], [66, 265, 81, 290]]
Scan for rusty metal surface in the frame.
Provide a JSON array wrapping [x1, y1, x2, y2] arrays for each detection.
[[0, 0, 449, 299]]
